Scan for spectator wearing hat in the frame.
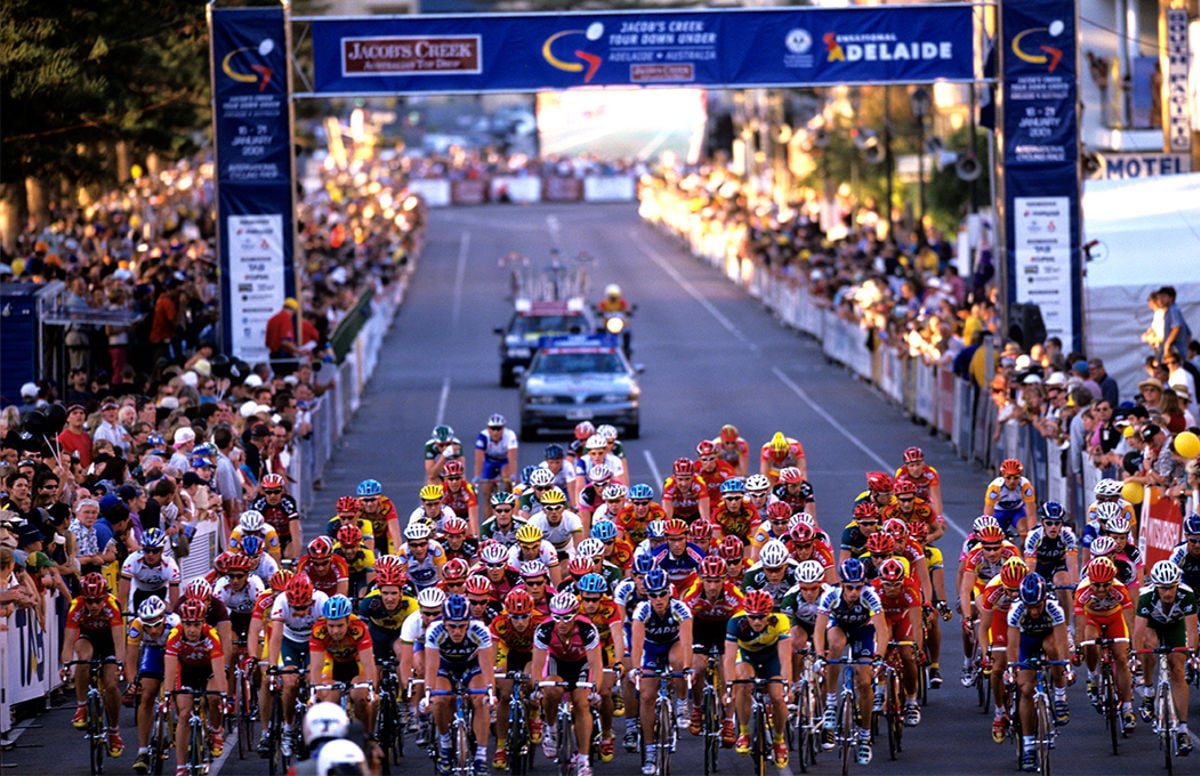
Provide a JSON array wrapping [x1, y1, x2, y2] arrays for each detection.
[[1139, 377, 1165, 414], [1086, 358, 1120, 407], [92, 400, 130, 455], [56, 404, 93, 470], [18, 522, 69, 603], [1072, 360, 1102, 401], [169, 426, 196, 473], [1169, 384, 1197, 427]]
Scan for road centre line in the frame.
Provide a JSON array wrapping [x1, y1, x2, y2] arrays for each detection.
[[643, 450, 662, 490]]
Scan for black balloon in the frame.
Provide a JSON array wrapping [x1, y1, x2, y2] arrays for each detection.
[[23, 410, 46, 435], [44, 403, 68, 434]]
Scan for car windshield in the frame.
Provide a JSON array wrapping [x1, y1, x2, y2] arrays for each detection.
[[511, 315, 586, 335], [534, 351, 625, 374]]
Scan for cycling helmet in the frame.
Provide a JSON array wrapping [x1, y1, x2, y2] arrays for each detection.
[[322, 594, 353, 620], [673, 458, 695, 476], [307, 536, 335, 560], [178, 598, 208, 622], [137, 595, 167, 625], [239, 510, 265, 532], [766, 501, 792, 522], [419, 484, 444, 502], [442, 594, 470, 622], [225, 553, 255, 573], [491, 491, 519, 507], [902, 446, 924, 463], [628, 483, 654, 500], [567, 557, 593, 577], [504, 589, 535, 615], [577, 537, 605, 559], [1039, 501, 1066, 521], [972, 515, 1000, 533], [550, 591, 580, 617], [696, 440, 717, 456], [882, 518, 909, 542], [261, 473, 286, 490], [866, 532, 896, 555], [999, 459, 1024, 476], [999, 557, 1028, 588], [590, 520, 618, 542], [515, 524, 543, 544], [539, 487, 567, 506], [441, 558, 470, 582], [574, 421, 596, 440], [336, 523, 363, 547], [357, 479, 382, 498], [287, 574, 314, 607], [1150, 560, 1183, 587], [214, 552, 234, 576], [241, 534, 265, 559], [720, 478, 746, 495], [465, 576, 493, 597], [183, 578, 212, 601], [417, 587, 447, 609], [796, 560, 825, 585], [689, 520, 713, 542], [893, 480, 919, 496], [336, 496, 360, 514], [853, 502, 881, 521], [1086, 557, 1118, 584], [269, 569, 293, 592], [791, 522, 816, 544], [480, 541, 509, 565], [644, 568, 670, 593], [866, 472, 894, 493], [597, 424, 619, 442], [432, 424, 455, 443], [577, 573, 609, 595], [376, 554, 405, 571], [487, 414, 507, 428], [1089, 536, 1118, 557], [632, 553, 656, 575], [529, 468, 555, 488], [908, 521, 930, 542], [838, 558, 866, 584], [1185, 514, 1200, 536], [142, 527, 168, 550], [588, 464, 613, 484], [405, 522, 432, 541], [699, 556, 727, 578], [878, 558, 907, 583], [519, 560, 549, 579], [792, 512, 815, 528], [1094, 478, 1123, 498], [1093, 501, 1122, 523], [305, 703, 352, 747], [375, 565, 406, 587], [521, 465, 538, 486], [441, 517, 468, 536], [647, 520, 667, 540], [1105, 515, 1132, 535], [663, 519, 688, 536], [719, 535, 744, 560], [585, 434, 607, 451], [544, 443, 565, 461], [779, 467, 803, 485], [1018, 572, 1047, 605], [745, 474, 771, 493], [719, 424, 740, 442], [760, 540, 790, 568], [769, 433, 790, 455], [976, 525, 1006, 544], [743, 589, 774, 615], [442, 459, 465, 478], [603, 483, 628, 501]]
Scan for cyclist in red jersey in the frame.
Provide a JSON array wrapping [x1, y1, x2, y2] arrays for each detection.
[[682, 556, 745, 742], [883, 480, 945, 543], [250, 473, 302, 560], [356, 478, 401, 555], [440, 459, 480, 534], [870, 558, 924, 727], [788, 523, 837, 581], [696, 441, 737, 503], [296, 536, 350, 598], [309, 595, 376, 736], [894, 446, 944, 517], [165, 598, 228, 770], [713, 424, 751, 477], [62, 573, 126, 756], [662, 458, 711, 523], [771, 467, 817, 520], [710, 479, 761, 545], [719, 535, 749, 579], [615, 485, 666, 547], [759, 432, 806, 483]]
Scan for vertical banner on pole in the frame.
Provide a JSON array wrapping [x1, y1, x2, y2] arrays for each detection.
[[210, 4, 297, 363], [999, 0, 1082, 352]]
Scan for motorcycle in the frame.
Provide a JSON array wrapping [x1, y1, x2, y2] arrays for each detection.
[[599, 306, 634, 358]]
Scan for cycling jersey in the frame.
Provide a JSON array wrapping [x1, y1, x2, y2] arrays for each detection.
[[983, 476, 1035, 530], [398, 610, 431, 646], [818, 586, 883, 630], [880, 501, 938, 533], [770, 482, 814, 513], [1023, 526, 1078, 575], [1137, 585, 1198, 627], [323, 518, 374, 547], [296, 555, 350, 597], [214, 575, 266, 617], [662, 477, 708, 520], [120, 552, 182, 594], [357, 589, 418, 632], [533, 619, 600, 662], [360, 497, 400, 555], [425, 619, 493, 663], [1006, 599, 1066, 637], [231, 524, 283, 558], [651, 543, 705, 591], [726, 613, 790, 653], [270, 590, 331, 643], [250, 493, 300, 543], [441, 482, 478, 519], [632, 598, 692, 645], [310, 615, 373, 663], [336, 546, 376, 578], [710, 503, 760, 543], [440, 538, 478, 565], [581, 599, 621, 654], [398, 541, 447, 590], [506, 540, 560, 571], [616, 503, 667, 546], [840, 523, 873, 557], [491, 612, 546, 665], [893, 464, 940, 503], [573, 453, 625, 483], [1073, 579, 1133, 620], [173, 597, 230, 630], [480, 516, 528, 547], [697, 461, 737, 503], [127, 613, 180, 651], [165, 625, 224, 668], [614, 578, 647, 615], [1168, 544, 1200, 591], [476, 428, 519, 479], [780, 584, 828, 629], [66, 595, 124, 632], [713, 437, 750, 470], [743, 561, 799, 603], [978, 577, 1021, 645], [528, 510, 583, 551], [681, 579, 745, 622], [424, 435, 464, 460], [962, 542, 1021, 590]]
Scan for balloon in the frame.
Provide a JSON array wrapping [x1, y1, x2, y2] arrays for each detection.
[[44, 403, 67, 434], [1121, 481, 1144, 505], [1175, 431, 1200, 459], [23, 410, 46, 436]]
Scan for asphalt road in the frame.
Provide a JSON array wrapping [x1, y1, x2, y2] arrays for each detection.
[[21, 202, 1188, 775]]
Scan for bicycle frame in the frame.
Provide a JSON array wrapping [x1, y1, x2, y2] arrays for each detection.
[[429, 683, 490, 776], [65, 657, 119, 776]]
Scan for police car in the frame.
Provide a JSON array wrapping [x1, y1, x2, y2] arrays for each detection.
[[518, 334, 642, 441], [495, 298, 591, 387]]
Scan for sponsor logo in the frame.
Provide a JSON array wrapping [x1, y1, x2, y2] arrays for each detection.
[[342, 36, 481, 76], [1012, 21, 1065, 73], [542, 24, 605, 83], [222, 38, 276, 92]]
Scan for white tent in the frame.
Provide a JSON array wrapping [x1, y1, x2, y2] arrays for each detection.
[[1082, 172, 1200, 399]]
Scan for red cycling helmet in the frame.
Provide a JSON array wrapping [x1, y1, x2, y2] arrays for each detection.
[[337, 523, 363, 547], [307, 536, 335, 560], [908, 521, 930, 542], [719, 535, 744, 560], [999, 558, 1028, 588], [441, 558, 470, 582], [999, 459, 1024, 477], [567, 556, 594, 577], [225, 553, 255, 573], [183, 578, 212, 601], [336, 496, 360, 514], [866, 472, 894, 493], [262, 473, 287, 491], [441, 517, 469, 536], [766, 501, 792, 522], [878, 558, 907, 583], [269, 569, 294, 592], [866, 532, 896, 555], [699, 556, 727, 578], [743, 589, 774, 616], [790, 522, 816, 544], [178, 598, 208, 622], [213, 551, 234, 576], [287, 573, 314, 607], [882, 518, 909, 542], [574, 421, 596, 441], [779, 467, 803, 484], [893, 480, 919, 496], [375, 565, 406, 587], [853, 502, 881, 521], [504, 589, 535, 616], [689, 520, 713, 542], [902, 446, 924, 463], [673, 458, 695, 476], [1087, 557, 1118, 584], [696, 440, 717, 456], [663, 518, 688, 536], [465, 576, 494, 596], [719, 424, 740, 442], [442, 459, 465, 477], [80, 572, 108, 599], [976, 525, 1006, 544]]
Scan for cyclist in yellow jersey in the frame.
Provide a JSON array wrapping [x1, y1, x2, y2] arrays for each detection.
[[724, 589, 791, 767]]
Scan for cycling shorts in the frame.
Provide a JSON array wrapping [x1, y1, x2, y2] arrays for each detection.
[[993, 507, 1025, 532], [831, 624, 876, 659], [77, 627, 117, 661], [1084, 611, 1129, 641], [545, 657, 589, 690], [368, 626, 402, 664], [884, 614, 915, 641], [1149, 620, 1188, 650], [1016, 631, 1053, 665], [692, 619, 727, 655], [988, 614, 1010, 649], [280, 637, 309, 669], [1034, 562, 1069, 580], [641, 640, 675, 671], [481, 457, 507, 481], [437, 658, 482, 685], [138, 645, 166, 680], [131, 586, 168, 612], [177, 664, 214, 692], [321, 658, 361, 684], [503, 650, 533, 673], [792, 619, 816, 641], [925, 545, 944, 572], [736, 647, 781, 678]]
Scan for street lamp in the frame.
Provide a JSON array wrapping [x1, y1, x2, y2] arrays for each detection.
[[909, 86, 931, 227]]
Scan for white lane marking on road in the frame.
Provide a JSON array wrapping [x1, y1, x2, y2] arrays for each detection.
[[632, 233, 760, 353], [644, 450, 661, 489], [436, 376, 452, 426], [546, 214, 561, 246], [451, 231, 470, 328]]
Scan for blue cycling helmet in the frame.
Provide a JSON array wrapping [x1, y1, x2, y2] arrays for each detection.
[[544, 444, 565, 461], [647, 520, 667, 539], [645, 568, 670, 593], [590, 520, 618, 542], [838, 557, 866, 584], [1039, 501, 1066, 521], [1185, 514, 1200, 536], [577, 573, 608, 595], [241, 534, 264, 558], [357, 479, 382, 498], [720, 478, 746, 494], [142, 528, 167, 550], [632, 553, 655, 575], [322, 594, 353, 620], [1019, 572, 1048, 605], [443, 593, 470, 622], [628, 483, 654, 500], [521, 465, 539, 486]]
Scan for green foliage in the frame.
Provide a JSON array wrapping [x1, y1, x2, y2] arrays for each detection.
[[927, 126, 990, 231]]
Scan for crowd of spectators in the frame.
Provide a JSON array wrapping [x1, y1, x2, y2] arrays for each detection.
[[399, 148, 646, 180]]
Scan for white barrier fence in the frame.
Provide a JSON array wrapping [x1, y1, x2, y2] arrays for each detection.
[[401, 175, 638, 207]]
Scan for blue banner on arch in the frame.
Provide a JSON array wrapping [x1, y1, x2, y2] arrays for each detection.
[[309, 5, 975, 94]]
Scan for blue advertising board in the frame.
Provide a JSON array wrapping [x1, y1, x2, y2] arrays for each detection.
[[306, 5, 975, 95], [210, 6, 296, 363], [1000, 0, 1081, 352]]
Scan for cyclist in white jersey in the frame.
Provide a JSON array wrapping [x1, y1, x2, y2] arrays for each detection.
[[118, 528, 181, 611], [475, 414, 519, 519]]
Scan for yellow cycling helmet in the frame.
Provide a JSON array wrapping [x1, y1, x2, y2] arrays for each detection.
[[515, 524, 544, 543], [419, 484, 444, 502], [540, 487, 567, 506], [769, 432, 789, 454]]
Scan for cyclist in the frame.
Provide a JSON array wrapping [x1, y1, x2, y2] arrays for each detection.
[[515, 560, 558, 616], [426, 593, 496, 776], [509, 524, 563, 586], [614, 553, 653, 751], [630, 568, 694, 776], [788, 522, 836, 580], [983, 459, 1038, 539], [466, 576, 502, 621], [333, 523, 376, 598], [772, 467, 816, 520], [480, 491, 527, 546], [118, 527, 181, 611], [1073, 556, 1136, 732], [309, 594, 376, 736], [425, 424, 464, 483], [780, 559, 829, 668], [491, 588, 546, 769], [213, 552, 265, 646], [711, 478, 760, 545], [578, 572, 622, 760], [682, 555, 744, 742], [574, 435, 626, 496], [62, 573, 126, 755], [398, 522, 447, 590], [908, 518, 951, 687], [397, 587, 446, 742], [477, 540, 521, 601], [357, 560, 417, 664], [744, 474, 773, 518], [749, 502, 794, 560], [725, 589, 791, 767], [266, 573, 330, 755], [814, 558, 887, 765], [616, 484, 666, 548], [240, 534, 281, 587], [408, 484, 457, 534], [894, 446, 945, 517], [475, 413, 519, 519], [1167, 514, 1200, 591], [870, 557, 924, 727], [438, 516, 478, 566], [531, 592, 602, 775], [439, 459, 480, 534], [590, 519, 633, 574], [292, 703, 353, 776], [126, 595, 180, 774], [575, 459, 611, 528], [719, 535, 748, 580], [591, 483, 628, 528], [251, 472, 302, 560], [438, 558, 472, 598], [528, 487, 584, 559], [744, 539, 799, 602], [883, 479, 943, 543], [662, 458, 711, 523], [1005, 572, 1071, 771], [1097, 515, 1143, 594], [713, 424, 750, 477], [164, 598, 228, 771], [854, 471, 896, 512], [696, 440, 736, 504], [1024, 501, 1079, 614], [1133, 560, 1198, 755], [297, 536, 351, 598], [233, 508, 286, 562], [960, 523, 1020, 686], [759, 431, 806, 484], [323, 497, 375, 551], [540, 444, 573, 492], [653, 518, 704, 593], [566, 422, 597, 474], [1080, 479, 1137, 563], [978, 557, 1028, 742], [839, 501, 883, 563], [356, 478, 401, 556]]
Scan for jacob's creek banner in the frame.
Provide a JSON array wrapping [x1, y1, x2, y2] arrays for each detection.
[[210, 6, 296, 363], [308, 6, 975, 94]]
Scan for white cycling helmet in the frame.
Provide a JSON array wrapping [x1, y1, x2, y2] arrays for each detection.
[[404, 522, 432, 541], [303, 701, 350, 746], [316, 739, 365, 776], [1105, 515, 1131, 534], [585, 434, 607, 451], [760, 539, 790, 568], [529, 467, 555, 488], [417, 587, 447, 609], [576, 537, 605, 559], [239, 509, 265, 532], [1150, 560, 1183, 587], [596, 424, 619, 442], [588, 464, 612, 483], [1094, 478, 1123, 498], [480, 542, 509, 565], [1088, 536, 1117, 557], [137, 595, 167, 625], [602, 483, 628, 501], [796, 560, 826, 585], [745, 474, 771, 493], [1093, 501, 1123, 525], [972, 515, 1000, 534]]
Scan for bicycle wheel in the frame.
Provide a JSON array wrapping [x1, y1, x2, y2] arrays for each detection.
[[886, 672, 902, 760], [148, 703, 168, 776], [799, 680, 819, 771], [455, 717, 472, 776], [702, 687, 719, 776], [189, 716, 206, 775], [838, 690, 855, 776], [656, 697, 673, 776], [916, 656, 928, 707], [556, 710, 573, 776], [87, 690, 105, 776], [1035, 693, 1052, 776], [1008, 685, 1023, 771], [268, 699, 287, 776], [1100, 665, 1119, 755], [1158, 683, 1174, 775], [508, 696, 528, 776], [377, 693, 395, 776]]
